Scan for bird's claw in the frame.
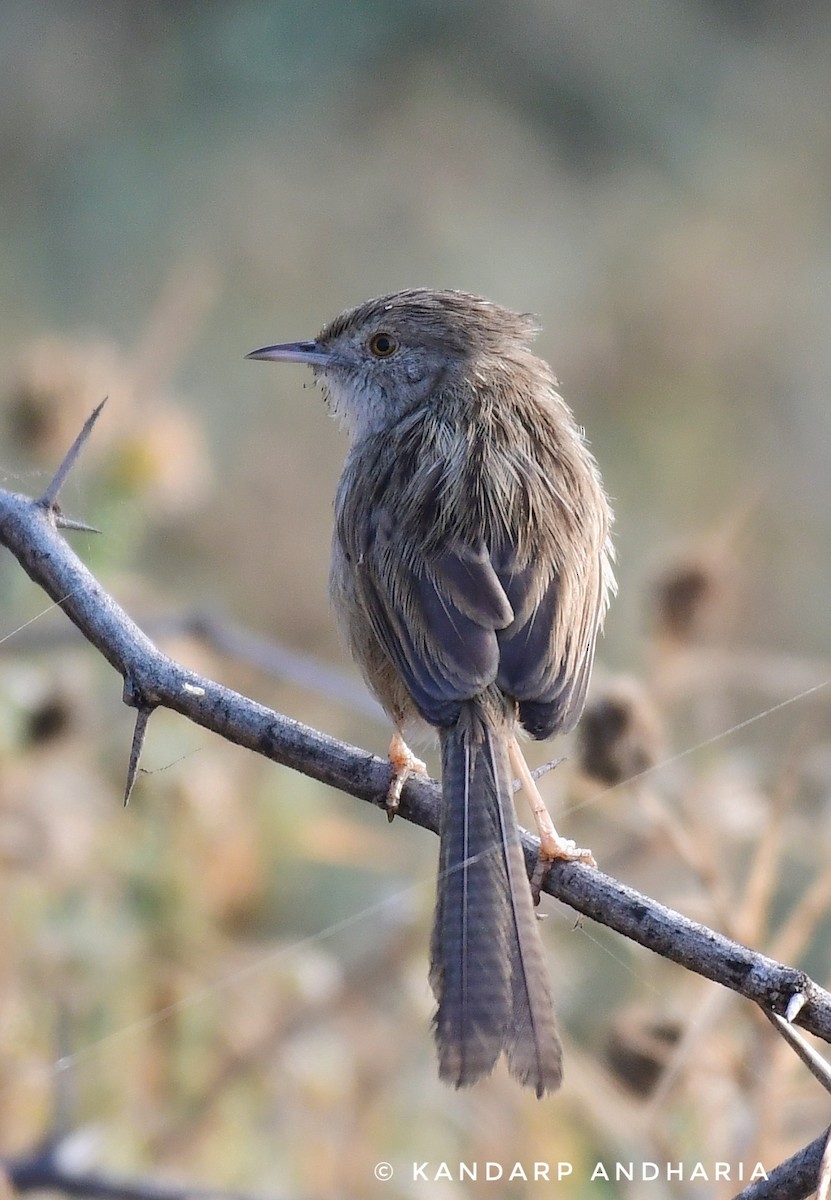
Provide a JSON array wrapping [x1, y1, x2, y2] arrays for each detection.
[[386, 732, 427, 821]]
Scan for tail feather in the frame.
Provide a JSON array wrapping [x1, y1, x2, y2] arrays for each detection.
[[431, 710, 563, 1095]]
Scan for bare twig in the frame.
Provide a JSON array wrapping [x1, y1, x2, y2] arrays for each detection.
[[183, 609, 384, 720], [819, 1130, 831, 1200], [733, 1128, 830, 1200], [0, 608, 383, 722], [4, 1141, 282, 1200]]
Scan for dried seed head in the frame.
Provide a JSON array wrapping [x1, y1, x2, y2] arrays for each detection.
[[650, 554, 725, 645], [606, 1005, 682, 1096], [577, 677, 663, 787]]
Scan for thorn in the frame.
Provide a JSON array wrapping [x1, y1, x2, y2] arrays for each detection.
[[38, 398, 108, 510], [124, 706, 151, 807], [53, 511, 102, 534], [531, 756, 567, 782], [764, 1005, 831, 1095], [786, 991, 807, 1022]]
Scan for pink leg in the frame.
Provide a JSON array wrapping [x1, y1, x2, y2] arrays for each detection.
[[508, 736, 596, 867], [386, 730, 428, 822]]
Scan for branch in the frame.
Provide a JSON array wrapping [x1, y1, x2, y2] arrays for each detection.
[[0, 608, 385, 721], [5, 1141, 282, 1200], [733, 1128, 830, 1200]]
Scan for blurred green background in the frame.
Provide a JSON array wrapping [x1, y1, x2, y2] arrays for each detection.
[[1, 2, 830, 1196]]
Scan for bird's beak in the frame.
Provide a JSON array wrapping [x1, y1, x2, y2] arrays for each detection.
[[245, 340, 333, 367]]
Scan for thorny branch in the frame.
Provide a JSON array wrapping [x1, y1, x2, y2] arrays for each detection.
[[1, 407, 830, 1200], [733, 1127, 831, 1200]]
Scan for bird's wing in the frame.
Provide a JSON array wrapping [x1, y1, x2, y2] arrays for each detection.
[[349, 504, 511, 727], [347, 499, 605, 737], [495, 551, 606, 738], [337, 422, 609, 736]]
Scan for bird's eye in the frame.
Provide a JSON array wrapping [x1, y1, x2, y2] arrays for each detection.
[[368, 332, 397, 358]]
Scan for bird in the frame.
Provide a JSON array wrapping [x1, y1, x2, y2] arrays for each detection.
[[248, 288, 614, 1096]]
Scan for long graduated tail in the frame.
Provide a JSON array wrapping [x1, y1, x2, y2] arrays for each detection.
[[430, 707, 563, 1096]]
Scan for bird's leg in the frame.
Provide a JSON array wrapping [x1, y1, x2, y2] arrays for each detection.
[[508, 736, 596, 876], [386, 729, 428, 822]]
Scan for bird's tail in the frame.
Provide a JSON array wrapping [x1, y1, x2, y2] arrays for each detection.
[[431, 708, 563, 1096]]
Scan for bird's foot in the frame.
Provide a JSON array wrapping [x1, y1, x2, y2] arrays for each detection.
[[507, 736, 596, 903], [529, 831, 597, 904], [537, 830, 597, 868], [385, 730, 428, 822]]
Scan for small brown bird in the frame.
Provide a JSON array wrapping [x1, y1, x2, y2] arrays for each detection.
[[248, 289, 614, 1096]]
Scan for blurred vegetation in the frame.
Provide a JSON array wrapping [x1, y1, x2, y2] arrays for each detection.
[[1, 1, 830, 1196]]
